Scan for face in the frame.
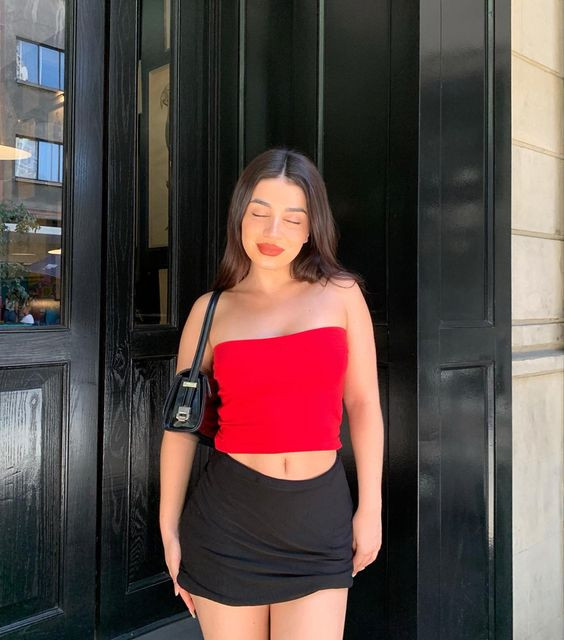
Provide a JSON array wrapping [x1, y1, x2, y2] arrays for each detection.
[[241, 177, 310, 271]]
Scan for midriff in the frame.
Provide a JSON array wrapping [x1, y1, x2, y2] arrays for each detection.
[[226, 450, 338, 480]]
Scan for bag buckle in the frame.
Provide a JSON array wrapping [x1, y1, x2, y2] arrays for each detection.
[[176, 406, 191, 422]]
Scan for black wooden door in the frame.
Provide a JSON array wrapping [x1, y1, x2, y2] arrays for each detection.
[[99, 1, 214, 637], [99, 1, 512, 639], [0, 1, 104, 638], [215, 1, 403, 637], [417, 1, 513, 638], [214, 1, 512, 639]]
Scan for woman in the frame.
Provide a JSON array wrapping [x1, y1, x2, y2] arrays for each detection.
[[160, 148, 383, 640]]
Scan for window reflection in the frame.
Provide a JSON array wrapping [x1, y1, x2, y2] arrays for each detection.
[[1, 1, 65, 327], [17, 38, 65, 91], [15, 136, 64, 183], [134, 0, 171, 325]]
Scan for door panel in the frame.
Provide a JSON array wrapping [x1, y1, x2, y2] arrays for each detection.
[[0, 367, 64, 631], [218, 2, 397, 637], [0, 0, 103, 637], [100, 1, 211, 637], [100, 1, 511, 638], [418, 0, 513, 638], [217, 1, 511, 639]]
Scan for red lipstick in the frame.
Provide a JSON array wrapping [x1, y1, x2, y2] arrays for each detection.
[[257, 243, 284, 256]]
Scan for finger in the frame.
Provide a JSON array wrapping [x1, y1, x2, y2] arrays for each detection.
[[352, 553, 373, 576], [178, 587, 197, 618], [351, 553, 362, 577], [352, 565, 367, 576]]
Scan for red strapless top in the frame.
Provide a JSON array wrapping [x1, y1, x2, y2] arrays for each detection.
[[211, 326, 348, 453]]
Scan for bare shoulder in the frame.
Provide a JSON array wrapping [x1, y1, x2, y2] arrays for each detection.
[[181, 290, 215, 332], [193, 290, 215, 311], [323, 277, 366, 323]]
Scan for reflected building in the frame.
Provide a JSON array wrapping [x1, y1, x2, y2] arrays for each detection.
[[0, 0, 64, 326]]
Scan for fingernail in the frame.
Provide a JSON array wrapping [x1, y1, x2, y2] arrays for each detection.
[[352, 572, 356, 577]]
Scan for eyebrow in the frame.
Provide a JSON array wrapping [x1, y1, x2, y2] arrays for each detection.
[[250, 198, 307, 214]]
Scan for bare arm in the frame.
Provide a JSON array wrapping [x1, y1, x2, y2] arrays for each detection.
[[341, 281, 383, 576], [159, 432, 198, 543], [159, 292, 215, 543], [342, 282, 384, 515]]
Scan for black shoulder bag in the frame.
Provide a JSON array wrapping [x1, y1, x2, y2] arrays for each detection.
[[162, 289, 222, 448]]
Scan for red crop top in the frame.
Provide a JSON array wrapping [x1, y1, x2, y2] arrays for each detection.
[[211, 326, 348, 453]]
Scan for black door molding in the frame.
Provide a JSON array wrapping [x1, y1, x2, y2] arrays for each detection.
[[418, 0, 512, 638]]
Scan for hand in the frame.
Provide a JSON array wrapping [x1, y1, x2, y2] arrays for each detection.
[[351, 506, 382, 578], [178, 585, 197, 619], [163, 534, 197, 618]]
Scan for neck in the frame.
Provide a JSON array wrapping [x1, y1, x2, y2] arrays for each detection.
[[240, 266, 302, 296]]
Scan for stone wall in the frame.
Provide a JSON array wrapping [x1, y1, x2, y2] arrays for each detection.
[[511, 1, 564, 638]]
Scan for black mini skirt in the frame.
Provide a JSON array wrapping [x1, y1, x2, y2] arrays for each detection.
[[177, 449, 354, 606]]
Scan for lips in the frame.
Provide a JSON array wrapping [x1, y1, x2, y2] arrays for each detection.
[[257, 243, 284, 256]]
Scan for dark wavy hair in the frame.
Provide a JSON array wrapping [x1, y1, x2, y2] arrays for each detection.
[[211, 147, 365, 292]]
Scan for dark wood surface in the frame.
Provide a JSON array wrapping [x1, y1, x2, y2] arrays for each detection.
[[91, 0, 515, 637], [0, 0, 104, 637], [99, 0, 211, 637], [418, 0, 513, 639]]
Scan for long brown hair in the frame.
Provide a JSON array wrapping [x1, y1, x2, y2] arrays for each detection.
[[211, 147, 366, 292]]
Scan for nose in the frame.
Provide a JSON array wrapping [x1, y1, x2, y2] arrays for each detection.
[[263, 215, 282, 237]]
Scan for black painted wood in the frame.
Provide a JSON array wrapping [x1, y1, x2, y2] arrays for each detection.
[[0, 0, 104, 637], [214, 1, 511, 639], [418, 1, 512, 640], [0, 368, 63, 630], [216, 0, 240, 251], [386, 0, 421, 637], [99, 0, 511, 638], [244, 0, 318, 162], [100, 0, 211, 637], [322, 2, 392, 637]]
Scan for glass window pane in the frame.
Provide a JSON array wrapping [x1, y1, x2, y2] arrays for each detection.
[[55, 144, 62, 181], [37, 141, 60, 182], [15, 137, 38, 179], [59, 51, 65, 89], [39, 46, 60, 89], [17, 40, 38, 83], [38, 141, 52, 181], [1, 6, 65, 328], [134, 0, 171, 325]]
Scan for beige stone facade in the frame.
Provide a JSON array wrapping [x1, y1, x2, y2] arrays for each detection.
[[511, 1, 564, 638]]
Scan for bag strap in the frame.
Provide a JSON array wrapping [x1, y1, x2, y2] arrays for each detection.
[[187, 289, 222, 382]]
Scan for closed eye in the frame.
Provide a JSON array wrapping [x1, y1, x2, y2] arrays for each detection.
[[251, 212, 302, 225]]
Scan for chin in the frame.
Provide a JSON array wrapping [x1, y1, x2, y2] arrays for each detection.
[[255, 256, 290, 268], [249, 251, 297, 269]]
